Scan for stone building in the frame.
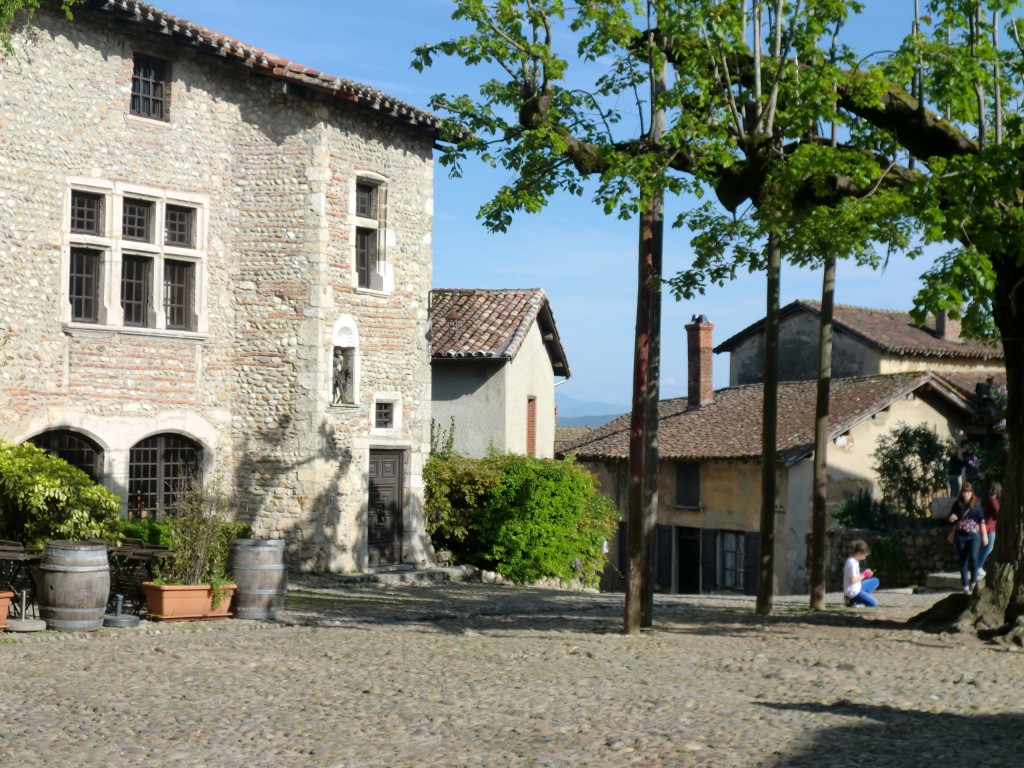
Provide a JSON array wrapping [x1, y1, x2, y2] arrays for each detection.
[[564, 311, 999, 595], [0, 2, 439, 570], [429, 288, 570, 458]]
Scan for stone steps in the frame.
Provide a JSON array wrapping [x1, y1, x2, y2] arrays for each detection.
[[290, 565, 478, 590], [916, 571, 982, 592]]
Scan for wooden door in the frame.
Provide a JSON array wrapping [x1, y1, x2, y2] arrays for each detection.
[[367, 450, 403, 566]]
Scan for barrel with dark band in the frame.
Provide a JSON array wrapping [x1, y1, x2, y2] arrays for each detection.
[[228, 539, 287, 620], [38, 540, 110, 632]]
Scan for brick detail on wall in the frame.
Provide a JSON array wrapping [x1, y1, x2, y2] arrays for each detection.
[[527, 396, 537, 456]]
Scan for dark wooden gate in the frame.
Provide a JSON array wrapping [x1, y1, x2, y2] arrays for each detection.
[[367, 450, 403, 566]]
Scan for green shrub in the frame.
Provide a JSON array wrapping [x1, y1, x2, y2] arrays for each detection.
[[122, 517, 250, 549], [832, 490, 888, 530], [872, 422, 949, 518], [0, 439, 123, 547], [424, 452, 619, 586]]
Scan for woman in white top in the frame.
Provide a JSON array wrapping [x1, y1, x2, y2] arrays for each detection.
[[843, 539, 879, 607]]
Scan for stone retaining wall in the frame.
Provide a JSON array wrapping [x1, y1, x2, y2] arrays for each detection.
[[813, 527, 960, 591]]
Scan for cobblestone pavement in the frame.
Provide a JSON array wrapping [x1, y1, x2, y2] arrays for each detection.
[[1, 578, 1021, 768]]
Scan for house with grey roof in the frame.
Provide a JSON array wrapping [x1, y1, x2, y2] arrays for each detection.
[[429, 288, 570, 458], [562, 310, 999, 596], [0, 1, 440, 572]]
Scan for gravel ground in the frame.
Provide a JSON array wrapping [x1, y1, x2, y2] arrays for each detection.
[[0, 578, 1021, 768]]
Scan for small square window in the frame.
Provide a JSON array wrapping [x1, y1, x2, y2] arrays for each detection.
[[70, 192, 103, 235], [123, 198, 154, 242], [164, 205, 196, 248], [356, 183, 378, 219], [131, 55, 168, 120], [375, 401, 394, 429]]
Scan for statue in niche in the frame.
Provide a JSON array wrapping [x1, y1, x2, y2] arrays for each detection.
[[332, 347, 354, 405]]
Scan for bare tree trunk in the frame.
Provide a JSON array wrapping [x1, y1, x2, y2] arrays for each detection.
[[756, 230, 781, 616], [809, 256, 835, 610], [624, 189, 658, 635], [640, 44, 666, 630]]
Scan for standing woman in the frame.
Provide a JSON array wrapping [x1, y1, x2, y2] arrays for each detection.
[[948, 482, 988, 593], [977, 481, 1001, 579]]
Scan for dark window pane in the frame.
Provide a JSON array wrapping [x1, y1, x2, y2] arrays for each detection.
[[356, 183, 378, 219], [122, 199, 153, 241], [163, 260, 193, 330], [675, 462, 700, 507], [164, 205, 195, 247], [131, 55, 167, 120], [128, 434, 201, 518], [356, 227, 377, 288], [69, 248, 100, 323], [29, 430, 103, 482], [375, 402, 394, 429], [70, 192, 103, 235], [121, 255, 152, 327]]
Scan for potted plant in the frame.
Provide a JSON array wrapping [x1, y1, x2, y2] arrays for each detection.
[[0, 589, 14, 630], [142, 477, 242, 621]]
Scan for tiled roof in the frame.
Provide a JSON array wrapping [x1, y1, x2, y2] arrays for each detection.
[[429, 289, 570, 375], [563, 372, 970, 465], [555, 426, 593, 454], [714, 300, 1003, 361], [80, 1, 442, 133]]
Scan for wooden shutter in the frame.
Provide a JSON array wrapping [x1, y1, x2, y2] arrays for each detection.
[[655, 524, 673, 592], [743, 532, 760, 596], [701, 529, 718, 592]]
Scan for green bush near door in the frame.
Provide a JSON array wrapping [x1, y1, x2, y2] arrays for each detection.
[[424, 452, 619, 587]]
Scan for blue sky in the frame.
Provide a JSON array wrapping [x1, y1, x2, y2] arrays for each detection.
[[152, 0, 939, 409]]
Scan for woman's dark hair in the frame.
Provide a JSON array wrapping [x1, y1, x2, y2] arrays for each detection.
[[960, 482, 974, 496], [847, 539, 870, 556]]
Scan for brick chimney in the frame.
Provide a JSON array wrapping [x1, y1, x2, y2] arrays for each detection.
[[935, 309, 961, 342], [685, 314, 714, 408]]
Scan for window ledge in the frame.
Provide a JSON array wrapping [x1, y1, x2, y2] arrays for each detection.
[[353, 286, 390, 297], [63, 323, 207, 342]]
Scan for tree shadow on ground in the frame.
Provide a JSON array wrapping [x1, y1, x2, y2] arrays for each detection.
[[281, 582, 954, 639], [755, 702, 1023, 767]]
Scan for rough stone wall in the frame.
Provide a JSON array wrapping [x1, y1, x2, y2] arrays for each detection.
[[0, 8, 434, 571], [815, 527, 960, 591]]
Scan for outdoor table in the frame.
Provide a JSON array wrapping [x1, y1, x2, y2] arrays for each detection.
[[0, 548, 40, 618]]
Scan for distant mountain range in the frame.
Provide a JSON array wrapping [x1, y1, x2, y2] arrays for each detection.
[[555, 392, 627, 428]]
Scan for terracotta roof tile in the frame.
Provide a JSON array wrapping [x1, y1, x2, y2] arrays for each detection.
[[715, 300, 1003, 361], [563, 373, 968, 464], [429, 289, 570, 375], [81, 1, 442, 134]]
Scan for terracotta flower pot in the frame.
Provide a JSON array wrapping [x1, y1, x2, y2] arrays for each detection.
[[0, 590, 14, 630], [141, 582, 236, 621]]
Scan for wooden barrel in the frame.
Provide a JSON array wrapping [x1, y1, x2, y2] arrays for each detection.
[[228, 539, 287, 620], [38, 541, 110, 632]]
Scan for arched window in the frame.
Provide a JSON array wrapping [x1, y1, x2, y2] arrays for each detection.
[[28, 430, 103, 482], [128, 434, 202, 517]]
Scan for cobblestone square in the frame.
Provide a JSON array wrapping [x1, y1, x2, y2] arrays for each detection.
[[1, 580, 1020, 767]]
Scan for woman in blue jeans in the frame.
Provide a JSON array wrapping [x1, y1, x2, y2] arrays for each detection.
[[948, 482, 988, 593], [843, 539, 880, 607]]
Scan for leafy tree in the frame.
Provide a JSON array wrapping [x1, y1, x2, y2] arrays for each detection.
[[416, 0, 917, 622], [0, 0, 78, 52], [872, 423, 950, 520], [0, 439, 123, 547]]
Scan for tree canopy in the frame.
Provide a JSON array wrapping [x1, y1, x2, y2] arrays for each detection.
[[418, 0, 1024, 635]]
